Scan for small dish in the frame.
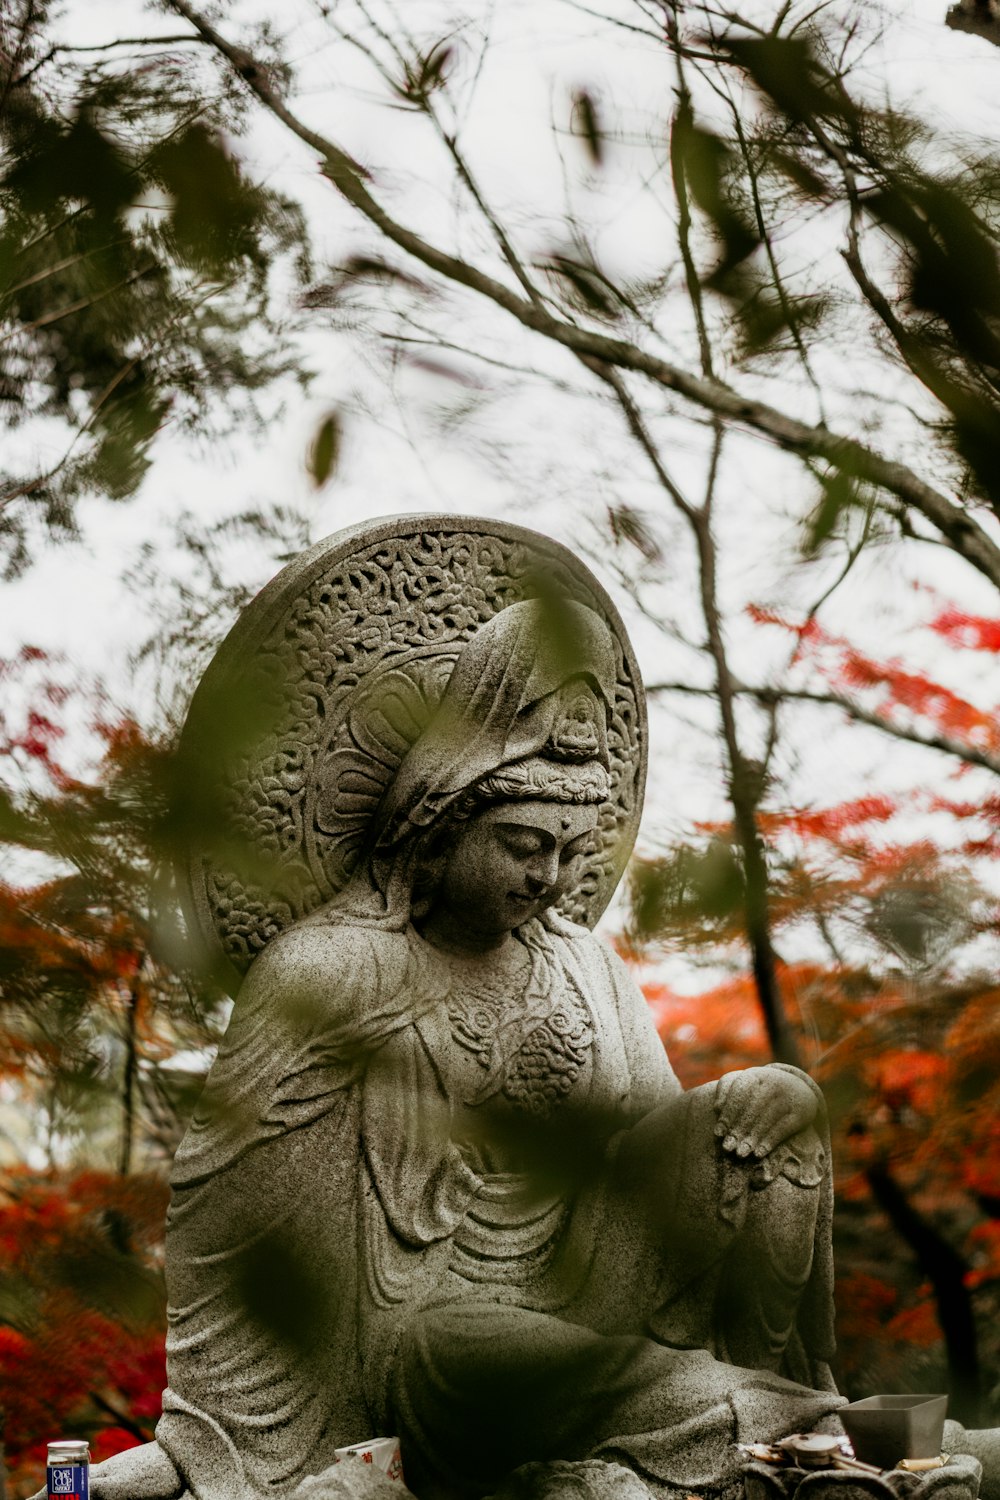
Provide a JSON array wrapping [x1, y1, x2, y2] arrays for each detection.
[[839, 1394, 948, 1470]]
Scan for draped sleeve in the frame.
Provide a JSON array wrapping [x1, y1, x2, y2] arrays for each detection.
[[543, 912, 682, 1125], [171, 915, 450, 1188]]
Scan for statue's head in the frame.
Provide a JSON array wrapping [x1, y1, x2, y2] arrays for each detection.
[[369, 598, 617, 942], [416, 796, 600, 950]]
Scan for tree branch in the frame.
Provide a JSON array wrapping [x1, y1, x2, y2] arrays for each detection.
[[13, 34, 204, 88], [583, 358, 800, 1065], [647, 677, 1000, 776], [162, 0, 1000, 595]]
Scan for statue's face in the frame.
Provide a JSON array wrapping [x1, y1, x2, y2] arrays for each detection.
[[428, 799, 599, 948]]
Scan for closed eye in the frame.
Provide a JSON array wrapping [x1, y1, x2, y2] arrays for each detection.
[[496, 825, 552, 858], [560, 834, 593, 864]]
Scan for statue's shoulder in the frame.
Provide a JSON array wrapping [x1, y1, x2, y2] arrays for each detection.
[[538, 911, 620, 977], [539, 911, 640, 994], [243, 907, 416, 1006]]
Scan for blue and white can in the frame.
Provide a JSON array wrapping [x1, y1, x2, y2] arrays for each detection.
[[47, 1440, 90, 1500]]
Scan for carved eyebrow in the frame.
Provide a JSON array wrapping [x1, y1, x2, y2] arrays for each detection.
[[494, 822, 554, 848]]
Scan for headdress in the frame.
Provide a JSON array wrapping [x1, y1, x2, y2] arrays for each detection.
[[369, 598, 616, 851]]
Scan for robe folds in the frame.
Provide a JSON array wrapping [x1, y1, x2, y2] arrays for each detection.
[[154, 901, 842, 1500]]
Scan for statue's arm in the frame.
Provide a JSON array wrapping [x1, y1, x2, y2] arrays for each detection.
[[600, 940, 684, 1114], [235, 917, 426, 1056], [173, 919, 421, 1186]]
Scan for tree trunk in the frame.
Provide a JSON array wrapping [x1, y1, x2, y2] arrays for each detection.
[[866, 1162, 982, 1426], [118, 983, 139, 1176]]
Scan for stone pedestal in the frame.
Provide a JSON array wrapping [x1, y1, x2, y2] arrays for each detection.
[[745, 1454, 982, 1500]]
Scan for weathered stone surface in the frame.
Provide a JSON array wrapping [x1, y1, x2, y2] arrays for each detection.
[[745, 1453, 982, 1500], [488, 1460, 653, 1499], [92, 517, 879, 1500]]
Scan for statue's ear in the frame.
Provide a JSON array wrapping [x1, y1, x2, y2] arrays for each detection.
[[408, 822, 456, 921]]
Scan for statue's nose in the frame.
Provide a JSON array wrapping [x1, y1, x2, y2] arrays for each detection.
[[526, 850, 560, 892]]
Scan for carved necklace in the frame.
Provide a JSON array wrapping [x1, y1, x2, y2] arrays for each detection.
[[447, 929, 595, 1118]]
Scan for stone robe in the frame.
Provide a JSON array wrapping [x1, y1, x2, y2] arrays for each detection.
[[154, 901, 840, 1500]]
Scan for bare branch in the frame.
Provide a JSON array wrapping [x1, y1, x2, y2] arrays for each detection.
[[647, 677, 1000, 776], [579, 356, 697, 519], [13, 34, 205, 88], [162, 0, 1000, 594]]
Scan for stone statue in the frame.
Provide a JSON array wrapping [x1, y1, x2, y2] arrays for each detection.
[[77, 517, 993, 1500]]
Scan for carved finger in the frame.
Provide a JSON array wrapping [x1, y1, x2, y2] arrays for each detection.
[[719, 1093, 748, 1135], [729, 1076, 768, 1132], [715, 1074, 735, 1113]]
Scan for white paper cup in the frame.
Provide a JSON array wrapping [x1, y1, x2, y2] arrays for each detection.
[[334, 1437, 404, 1483]]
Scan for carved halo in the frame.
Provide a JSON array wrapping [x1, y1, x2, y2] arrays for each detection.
[[176, 514, 648, 994]]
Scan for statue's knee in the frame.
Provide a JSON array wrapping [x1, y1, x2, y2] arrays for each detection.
[[754, 1124, 827, 1192], [395, 1300, 493, 1401]]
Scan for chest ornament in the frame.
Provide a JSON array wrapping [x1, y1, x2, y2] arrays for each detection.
[[447, 939, 595, 1118]]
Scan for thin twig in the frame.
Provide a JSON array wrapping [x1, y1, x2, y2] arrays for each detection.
[[647, 677, 1000, 775], [13, 34, 205, 88], [161, 0, 1000, 592]]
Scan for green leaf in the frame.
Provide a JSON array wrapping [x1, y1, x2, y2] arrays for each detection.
[[3, 109, 136, 222], [671, 101, 760, 289], [804, 469, 861, 556], [607, 504, 662, 563], [722, 36, 858, 129], [539, 250, 623, 318], [630, 840, 744, 943], [571, 90, 605, 168], [153, 124, 263, 273], [392, 39, 455, 107], [737, 291, 832, 358], [771, 149, 830, 201], [419, 41, 454, 95], [306, 411, 341, 488]]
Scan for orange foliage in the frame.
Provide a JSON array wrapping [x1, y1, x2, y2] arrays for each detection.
[[884, 1298, 941, 1348], [931, 609, 1000, 654], [759, 795, 898, 843], [747, 605, 1000, 751], [836, 1272, 897, 1342], [864, 1050, 950, 1117], [643, 974, 768, 1085], [633, 596, 1000, 1405]]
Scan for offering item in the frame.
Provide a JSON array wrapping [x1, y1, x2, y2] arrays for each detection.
[[840, 1397, 949, 1472], [738, 1435, 883, 1475], [46, 1441, 90, 1500], [334, 1438, 404, 1482]]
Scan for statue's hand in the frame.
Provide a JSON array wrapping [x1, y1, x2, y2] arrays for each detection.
[[713, 1066, 818, 1160]]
